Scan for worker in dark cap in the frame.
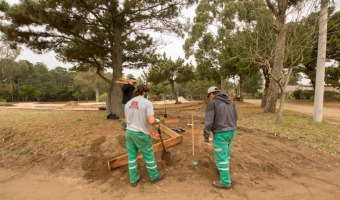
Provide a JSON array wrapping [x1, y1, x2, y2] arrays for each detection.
[[203, 86, 238, 189], [121, 78, 137, 129]]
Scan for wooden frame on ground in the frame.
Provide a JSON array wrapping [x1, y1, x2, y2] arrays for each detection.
[[107, 124, 182, 170]]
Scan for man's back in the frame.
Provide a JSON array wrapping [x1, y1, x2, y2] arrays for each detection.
[[205, 93, 238, 133], [125, 96, 154, 134]]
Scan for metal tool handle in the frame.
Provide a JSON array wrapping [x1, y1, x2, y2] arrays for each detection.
[[158, 124, 167, 152]]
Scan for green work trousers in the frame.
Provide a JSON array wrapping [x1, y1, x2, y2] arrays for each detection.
[[126, 129, 159, 184], [213, 130, 235, 186]]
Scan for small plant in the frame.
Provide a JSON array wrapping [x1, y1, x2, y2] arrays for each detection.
[[31, 138, 39, 144], [262, 140, 270, 146], [16, 148, 30, 155], [81, 132, 90, 136], [79, 143, 87, 149]]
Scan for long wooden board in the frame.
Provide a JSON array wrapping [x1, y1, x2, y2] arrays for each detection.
[[107, 125, 182, 170], [115, 78, 137, 84]]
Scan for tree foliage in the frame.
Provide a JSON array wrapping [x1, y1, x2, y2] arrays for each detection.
[[146, 54, 195, 103], [297, 10, 340, 89], [0, 0, 196, 114]]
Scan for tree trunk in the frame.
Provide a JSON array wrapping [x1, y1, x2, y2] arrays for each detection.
[[313, 0, 328, 122], [276, 69, 292, 123], [171, 81, 179, 104], [95, 77, 99, 102], [107, 22, 124, 117], [233, 76, 238, 97], [239, 76, 244, 102], [221, 76, 226, 94], [261, 67, 270, 108], [264, 17, 287, 113]]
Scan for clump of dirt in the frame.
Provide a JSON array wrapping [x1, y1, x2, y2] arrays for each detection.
[[81, 136, 112, 181]]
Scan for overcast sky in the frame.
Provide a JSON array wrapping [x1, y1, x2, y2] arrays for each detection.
[[6, 0, 333, 84], [6, 0, 195, 78]]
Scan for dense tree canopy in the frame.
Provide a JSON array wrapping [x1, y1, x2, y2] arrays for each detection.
[[0, 0, 196, 114], [146, 54, 195, 104]]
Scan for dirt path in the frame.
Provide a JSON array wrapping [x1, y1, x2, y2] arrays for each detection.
[[244, 99, 340, 124], [1, 167, 340, 200]]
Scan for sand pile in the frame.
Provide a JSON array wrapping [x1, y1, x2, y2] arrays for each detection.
[[178, 96, 189, 103]]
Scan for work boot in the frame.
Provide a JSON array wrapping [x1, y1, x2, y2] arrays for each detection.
[[131, 178, 140, 187], [212, 181, 231, 189], [150, 172, 165, 184]]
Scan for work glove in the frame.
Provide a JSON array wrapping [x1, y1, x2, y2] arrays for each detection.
[[203, 132, 210, 143], [155, 118, 161, 124]]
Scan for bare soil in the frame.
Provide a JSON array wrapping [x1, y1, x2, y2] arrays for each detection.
[[0, 101, 339, 200]]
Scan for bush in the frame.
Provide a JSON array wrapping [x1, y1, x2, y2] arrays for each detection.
[[324, 91, 340, 101], [292, 89, 303, 99], [255, 92, 263, 99], [302, 90, 314, 99], [99, 93, 107, 102], [291, 90, 314, 100]]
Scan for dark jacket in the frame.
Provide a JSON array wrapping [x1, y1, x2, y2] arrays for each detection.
[[122, 84, 135, 104], [204, 93, 238, 138]]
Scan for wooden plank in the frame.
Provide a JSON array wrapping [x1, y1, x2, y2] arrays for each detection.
[[107, 135, 182, 170], [160, 124, 181, 138], [115, 78, 137, 84], [164, 118, 180, 124], [115, 80, 128, 84]]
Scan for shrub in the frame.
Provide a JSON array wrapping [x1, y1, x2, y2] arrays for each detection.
[[324, 91, 340, 101], [99, 93, 107, 102], [302, 90, 314, 99], [292, 89, 302, 99]]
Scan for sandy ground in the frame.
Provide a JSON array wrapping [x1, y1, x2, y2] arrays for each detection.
[[1, 101, 340, 200]]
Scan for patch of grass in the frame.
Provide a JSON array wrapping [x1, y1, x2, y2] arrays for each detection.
[[79, 143, 87, 149], [0, 102, 14, 106], [80, 132, 90, 136], [31, 138, 39, 144], [16, 148, 30, 155], [238, 104, 340, 155], [262, 140, 270, 146]]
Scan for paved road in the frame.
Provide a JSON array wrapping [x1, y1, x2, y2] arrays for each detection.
[[244, 99, 340, 124]]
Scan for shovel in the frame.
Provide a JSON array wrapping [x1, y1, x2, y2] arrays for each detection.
[[158, 124, 172, 165]]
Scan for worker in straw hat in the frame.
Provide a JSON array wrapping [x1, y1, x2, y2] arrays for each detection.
[[124, 84, 164, 187], [203, 86, 238, 189]]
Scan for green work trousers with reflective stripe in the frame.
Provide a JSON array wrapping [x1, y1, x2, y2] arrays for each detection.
[[213, 130, 235, 186], [126, 129, 159, 184]]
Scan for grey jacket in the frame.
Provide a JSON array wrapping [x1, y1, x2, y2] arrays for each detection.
[[203, 93, 238, 138]]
